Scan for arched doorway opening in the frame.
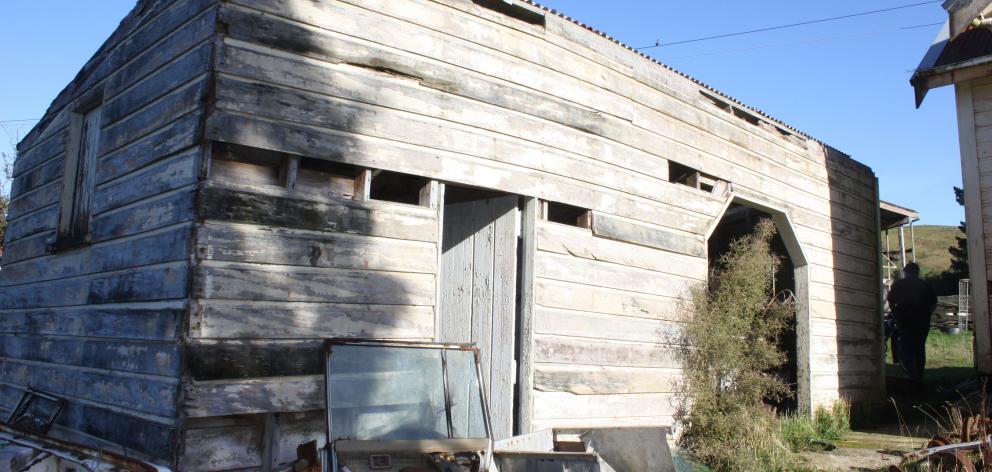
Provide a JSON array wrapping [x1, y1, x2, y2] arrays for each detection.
[[706, 196, 812, 413]]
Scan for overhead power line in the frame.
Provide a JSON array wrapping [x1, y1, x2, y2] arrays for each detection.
[[655, 21, 945, 62], [0, 119, 40, 124], [636, 0, 941, 50]]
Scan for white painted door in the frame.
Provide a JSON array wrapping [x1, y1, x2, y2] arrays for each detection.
[[439, 196, 518, 439]]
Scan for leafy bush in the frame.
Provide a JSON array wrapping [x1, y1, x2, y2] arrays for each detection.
[[674, 219, 804, 471]]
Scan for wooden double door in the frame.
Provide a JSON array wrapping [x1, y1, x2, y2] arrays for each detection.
[[438, 194, 519, 439]]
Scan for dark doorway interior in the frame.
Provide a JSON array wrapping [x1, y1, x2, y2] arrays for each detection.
[[708, 204, 798, 412]]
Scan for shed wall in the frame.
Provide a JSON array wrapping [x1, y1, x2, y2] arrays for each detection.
[[190, 0, 882, 451], [0, 0, 215, 461]]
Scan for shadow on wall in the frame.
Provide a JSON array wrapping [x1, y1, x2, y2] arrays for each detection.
[[823, 149, 884, 415]]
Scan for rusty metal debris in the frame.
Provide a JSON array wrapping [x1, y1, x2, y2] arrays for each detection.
[[0, 423, 159, 472], [896, 415, 992, 471]]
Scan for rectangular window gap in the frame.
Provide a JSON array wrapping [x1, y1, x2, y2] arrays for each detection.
[[669, 161, 723, 193], [294, 156, 363, 199], [472, 0, 546, 26], [545, 201, 591, 228], [732, 107, 762, 127], [211, 142, 288, 188], [700, 90, 732, 113], [369, 170, 431, 206]]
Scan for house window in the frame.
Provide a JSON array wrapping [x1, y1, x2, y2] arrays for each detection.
[[57, 104, 103, 246]]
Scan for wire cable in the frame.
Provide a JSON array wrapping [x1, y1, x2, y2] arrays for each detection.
[[636, 0, 941, 49], [655, 21, 945, 62]]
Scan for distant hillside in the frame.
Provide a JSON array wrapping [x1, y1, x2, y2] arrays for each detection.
[[884, 225, 961, 278]]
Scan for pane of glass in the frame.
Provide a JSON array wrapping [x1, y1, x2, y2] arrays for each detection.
[[327, 345, 447, 441], [445, 350, 488, 439]]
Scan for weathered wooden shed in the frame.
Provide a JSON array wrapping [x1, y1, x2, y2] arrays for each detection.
[[0, 0, 883, 468]]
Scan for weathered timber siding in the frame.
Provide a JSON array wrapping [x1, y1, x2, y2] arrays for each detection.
[[0, 0, 215, 462], [199, 0, 880, 428]]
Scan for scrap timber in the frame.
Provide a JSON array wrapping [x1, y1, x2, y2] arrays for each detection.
[[0, 0, 882, 469]]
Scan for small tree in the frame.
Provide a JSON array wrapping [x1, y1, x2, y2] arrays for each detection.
[[949, 186, 969, 279], [675, 219, 799, 471]]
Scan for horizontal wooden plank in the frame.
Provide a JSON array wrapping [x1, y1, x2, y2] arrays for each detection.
[[12, 132, 66, 179], [197, 221, 436, 273], [97, 111, 202, 184], [0, 302, 183, 341], [198, 183, 440, 243], [534, 364, 679, 395], [102, 39, 212, 129], [535, 279, 682, 321], [810, 338, 880, 358], [810, 354, 881, 375], [535, 252, 695, 298], [6, 180, 61, 222], [531, 415, 673, 431], [537, 221, 707, 281], [184, 375, 323, 417], [186, 340, 323, 380], [218, 3, 876, 223], [205, 111, 711, 234], [1, 262, 188, 309], [93, 147, 200, 215], [98, 76, 208, 157], [810, 318, 880, 342], [90, 187, 195, 242], [180, 424, 263, 471], [0, 358, 178, 417], [214, 72, 725, 221], [0, 224, 191, 287], [533, 391, 676, 419], [535, 308, 681, 344], [103, 0, 217, 100], [0, 334, 180, 377], [3, 205, 58, 243], [534, 335, 679, 369], [10, 156, 63, 201], [0, 231, 54, 265], [194, 300, 433, 340], [591, 212, 705, 258], [195, 260, 435, 305]]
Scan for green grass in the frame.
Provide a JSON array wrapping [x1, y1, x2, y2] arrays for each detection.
[[884, 225, 961, 279], [780, 401, 851, 452]]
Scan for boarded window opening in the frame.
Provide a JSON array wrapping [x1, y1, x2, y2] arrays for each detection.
[[211, 142, 288, 188], [369, 170, 431, 206], [544, 200, 591, 228], [472, 0, 546, 26], [56, 102, 103, 248], [295, 157, 362, 199]]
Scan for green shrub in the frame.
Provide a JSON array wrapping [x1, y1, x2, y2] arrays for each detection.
[[674, 219, 805, 471]]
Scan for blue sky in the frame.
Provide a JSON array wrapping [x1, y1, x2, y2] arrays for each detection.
[[0, 1, 963, 225]]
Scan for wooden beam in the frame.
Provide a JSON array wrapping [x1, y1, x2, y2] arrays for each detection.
[[354, 168, 372, 201], [515, 197, 538, 435]]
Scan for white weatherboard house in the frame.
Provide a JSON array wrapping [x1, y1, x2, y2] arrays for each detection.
[[1, 0, 882, 468]]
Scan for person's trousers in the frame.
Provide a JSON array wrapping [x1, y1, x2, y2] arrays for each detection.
[[897, 325, 928, 380]]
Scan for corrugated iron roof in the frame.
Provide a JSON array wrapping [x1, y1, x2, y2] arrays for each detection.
[[934, 25, 992, 67], [516, 0, 855, 160]]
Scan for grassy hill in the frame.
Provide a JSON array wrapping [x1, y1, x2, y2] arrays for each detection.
[[884, 224, 962, 278]]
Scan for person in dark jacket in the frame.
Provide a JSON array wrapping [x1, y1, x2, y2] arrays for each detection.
[[886, 262, 937, 381]]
